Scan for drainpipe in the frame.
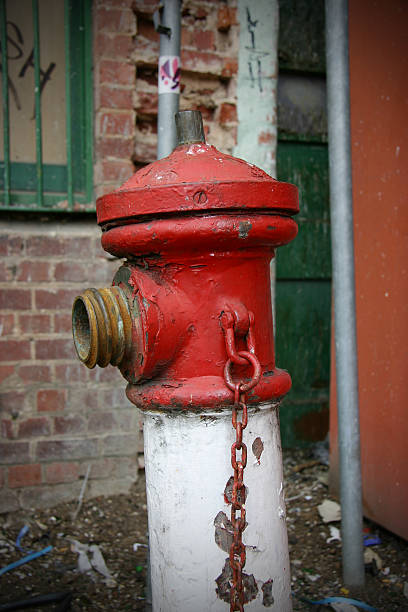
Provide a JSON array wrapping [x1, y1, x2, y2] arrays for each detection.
[[234, 0, 279, 332], [325, 0, 365, 587], [155, 0, 181, 159]]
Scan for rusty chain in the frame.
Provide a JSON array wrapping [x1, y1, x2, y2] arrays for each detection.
[[221, 311, 261, 611]]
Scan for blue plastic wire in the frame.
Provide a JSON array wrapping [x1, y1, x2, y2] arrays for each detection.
[[15, 524, 31, 552], [0, 546, 53, 577], [298, 595, 377, 611]]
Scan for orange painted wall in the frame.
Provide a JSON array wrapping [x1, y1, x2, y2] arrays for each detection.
[[330, 0, 408, 539]]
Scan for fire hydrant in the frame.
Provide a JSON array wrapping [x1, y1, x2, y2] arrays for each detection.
[[72, 111, 298, 611]]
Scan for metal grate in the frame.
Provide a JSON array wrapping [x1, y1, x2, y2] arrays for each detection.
[[0, 0, 93, 212]]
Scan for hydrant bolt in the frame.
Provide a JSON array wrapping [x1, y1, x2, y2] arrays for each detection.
[[72, 286, 132, 369]]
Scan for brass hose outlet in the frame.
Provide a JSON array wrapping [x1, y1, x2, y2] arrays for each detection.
[[72, 287, 132, 369]]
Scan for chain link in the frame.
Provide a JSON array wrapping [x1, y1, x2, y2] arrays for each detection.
[[221, 310, 261, 611]]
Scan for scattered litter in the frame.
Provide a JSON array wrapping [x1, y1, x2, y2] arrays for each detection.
[[330, 603, 359, 612], [363, 534, 381, 546], [364, 548, 383, 571], [318, 499, 341, 523], [70, 539, 116, 587], [0, 545, 53, 577], [293, 459, 320, 473], [327, 526, 341, 544], [306, 572, 321, 582], [296, 595, 377, 611], [133, 543, 148, 552], [72, 464, 91, 522], [15, 524, 31, 552]]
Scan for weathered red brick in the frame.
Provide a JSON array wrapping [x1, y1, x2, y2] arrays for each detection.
[[217, 5, 232, 32], [88, 411, 117, 433], [54, 363, 89, 384], [136, 16, 158, 43], [181, 49, 223, 73], [54, 415, 86, 435], [35, 288, 79, 310], [96, 137, 135, 160], [68, 388, 99, 411], [26, 235, 91, 258], [100, 85, 134, 109], [35, 339, 75, 360], [26, 235, 65, 257], [0, 442, 30, 464], [0, 390, 26, 413], [19, 314, 51, 334], [45, 462, 80, 484], [101, 160, 134, 183], [96, 7, 135, 33], [0, 340, 31, 361], [0, 365, 15, 384], [9, 464, 42, 488], [103, 434, 138, 456], [16, 261, 50, 282], [99, 60, 135, 86], [258, 130, 275, 144], [37, 389, 67, 412], [219, 102, 237, 124], [195, 30, 215, 51], [221, 58, 239, 78], [1, 419, 14, 439], [54, 313, 73, 334], [18, 365, 52, 383], [0, 313, 15, 336], [0, 235, 24, 256], [135, 90, 158, 116], [0, 289, 31, 310], [18, 417, 51, 438], [53, 262, 88, 283], [99, 111, 134, 138], [0, 261, 12, 281], [96, 32, 134, 59], [36, 438, 99, 461]]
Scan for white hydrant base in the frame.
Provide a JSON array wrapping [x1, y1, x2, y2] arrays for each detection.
[[143, 403, 292, 611]]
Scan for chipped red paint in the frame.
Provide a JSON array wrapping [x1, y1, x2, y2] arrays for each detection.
[[97, 140, 299, 411]]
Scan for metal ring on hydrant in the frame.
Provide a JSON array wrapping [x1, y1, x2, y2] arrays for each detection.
[[223, 350, 262, 393], [72, 286, 132, 369]]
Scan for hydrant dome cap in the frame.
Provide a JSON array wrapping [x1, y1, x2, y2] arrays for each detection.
[[96, 143, 299, 225]]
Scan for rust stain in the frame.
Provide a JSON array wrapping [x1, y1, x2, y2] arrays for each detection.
[[261, 579, 274, 606], [215, 558, 258, 604], [252, 436, 264, 464]]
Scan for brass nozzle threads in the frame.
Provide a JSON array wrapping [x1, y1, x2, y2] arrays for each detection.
[[72, 287, 132, 369]]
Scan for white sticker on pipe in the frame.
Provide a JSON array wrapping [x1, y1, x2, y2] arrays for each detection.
[[158, 55, 181, 93]]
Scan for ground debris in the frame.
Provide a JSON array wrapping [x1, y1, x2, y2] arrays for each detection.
[[0, 449, 406, 611]]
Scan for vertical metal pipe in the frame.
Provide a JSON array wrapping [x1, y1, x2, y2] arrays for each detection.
[[325, 0, 365, 586], [64, 0, 73, 209], [32, 0, 43, 206], [157, 0, 181, 159], [0, 0, 10, 205]]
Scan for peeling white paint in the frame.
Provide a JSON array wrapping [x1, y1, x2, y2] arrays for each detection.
[[143, 404, 292, 611]]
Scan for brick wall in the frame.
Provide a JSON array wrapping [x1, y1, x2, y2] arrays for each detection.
[[0, 0, 239, 512]]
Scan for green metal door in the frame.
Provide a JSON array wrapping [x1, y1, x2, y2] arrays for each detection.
[[276, 0, 331, 446]]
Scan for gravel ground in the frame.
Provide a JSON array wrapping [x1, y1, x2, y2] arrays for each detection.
[[0, 447, 407, 611]]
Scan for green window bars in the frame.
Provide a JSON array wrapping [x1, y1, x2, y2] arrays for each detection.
[[0, 0, 93, 211]]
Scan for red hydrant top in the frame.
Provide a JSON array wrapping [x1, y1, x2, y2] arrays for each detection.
[[96, 142, 299, 225]]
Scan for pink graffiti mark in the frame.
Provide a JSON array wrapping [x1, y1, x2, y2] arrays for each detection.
[[160, 57, 180, 90]]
